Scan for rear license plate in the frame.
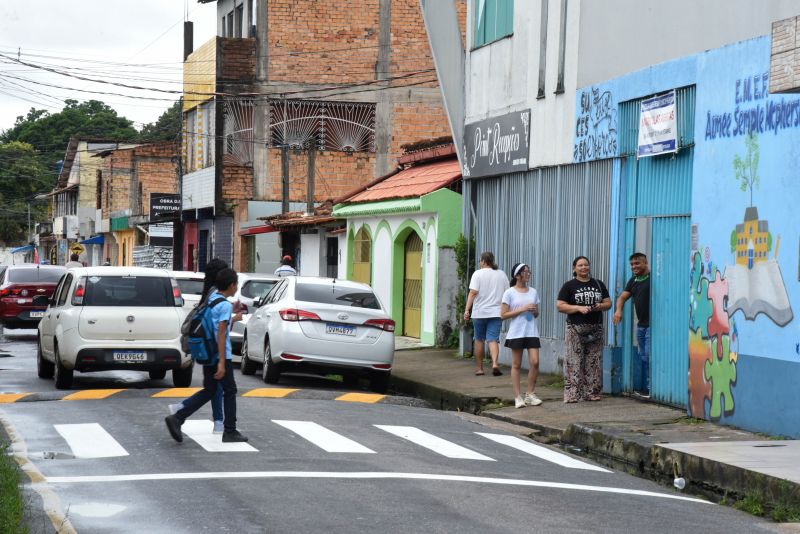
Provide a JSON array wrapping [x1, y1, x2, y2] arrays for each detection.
[[112, 351, 147, 362], [29, 311, 44, 318], [325, 323, 356, 337]]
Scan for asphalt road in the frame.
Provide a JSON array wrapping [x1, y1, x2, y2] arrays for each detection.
[[0, 328, 778, 534]]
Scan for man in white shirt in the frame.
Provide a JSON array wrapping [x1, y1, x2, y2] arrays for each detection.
[[463, 251, 508, 376], [274, 255, 297, 277], [65, 253, 83, 269]]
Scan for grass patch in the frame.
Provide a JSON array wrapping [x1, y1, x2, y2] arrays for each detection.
[[673, 416, 706, 426], [733, 490, 765, 517], [0, 441, 27, 533]]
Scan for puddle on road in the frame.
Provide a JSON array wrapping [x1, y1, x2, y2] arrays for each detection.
[[68, 503, 127, 518]]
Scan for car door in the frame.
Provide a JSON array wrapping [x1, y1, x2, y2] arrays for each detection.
[[264, 279, 292, 357], [41, 274, 72, 356], [249, 280, 284, 361]]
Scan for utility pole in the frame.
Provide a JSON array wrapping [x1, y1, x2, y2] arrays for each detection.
[[281, 145, 290, 214], [27, 203, 31, 243], [306, 145, 316, 214]]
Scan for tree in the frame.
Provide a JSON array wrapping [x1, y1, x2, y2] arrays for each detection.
[[732, 133, 760, 207], [0, 142, 48, 244], [729, 229, 738, 253], [139, 100, 182, 142]]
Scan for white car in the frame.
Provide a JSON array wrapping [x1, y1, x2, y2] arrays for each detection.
[[35, 267, 192, 390], [240, 277, 395, 392], [229, 273, 280, 357], [171, 271, 206, 312]]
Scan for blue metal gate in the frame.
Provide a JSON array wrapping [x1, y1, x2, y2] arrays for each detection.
[[618, 86, 695, 407]]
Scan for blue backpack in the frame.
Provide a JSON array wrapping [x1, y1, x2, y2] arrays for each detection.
[[185, 296, 227, 366]]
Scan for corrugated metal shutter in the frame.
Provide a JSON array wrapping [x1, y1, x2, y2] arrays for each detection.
[[465, 160, 613, 340], [618, 85, 695, 408]]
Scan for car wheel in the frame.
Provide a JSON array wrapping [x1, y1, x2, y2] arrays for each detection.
[[262, 339, 281, 384], [369, 371, 391, 394], [240, 334, 257, 375], [53, 344, 73, 390], [172, 362, 194, 387], [36, 336, 54, 379], [149, 370, 167, 380]]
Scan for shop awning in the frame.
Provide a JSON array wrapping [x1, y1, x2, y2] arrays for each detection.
[[10, 245, 34, 254], [79, 235, 105, 246], [238, 224, 277, 236]]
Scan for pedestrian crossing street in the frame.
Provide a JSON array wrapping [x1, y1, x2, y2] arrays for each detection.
[[49, 419, 611, 473]]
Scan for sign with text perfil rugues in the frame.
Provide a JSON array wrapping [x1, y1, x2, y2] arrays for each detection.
[[637, 90, 677, 158], [463, 109, 531, 178]]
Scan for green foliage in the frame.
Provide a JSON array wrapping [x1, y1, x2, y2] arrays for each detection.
[[733, 490, 765, 517], [0, 142, 48, 244], [0, 442, 27, 534], [729, 229, 737, 253], [447, 233, 476, 348], [139, 100, 182, 142], [732, 133, 760, 207]]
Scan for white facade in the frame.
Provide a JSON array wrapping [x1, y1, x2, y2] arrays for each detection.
[[182, 167, 216, 210]]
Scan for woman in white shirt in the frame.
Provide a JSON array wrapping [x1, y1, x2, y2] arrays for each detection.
[[500, 263, 543, 409]]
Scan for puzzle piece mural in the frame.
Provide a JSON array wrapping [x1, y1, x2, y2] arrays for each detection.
[[688, 250, 738, 420]]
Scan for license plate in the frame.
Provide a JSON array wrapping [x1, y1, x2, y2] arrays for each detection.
[[29, 311, 45, 318], [325, 323, 356, 337], [112, 351, 147, 362]]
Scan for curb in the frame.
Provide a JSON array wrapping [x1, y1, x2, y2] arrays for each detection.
[[390, 375, 503, 414]]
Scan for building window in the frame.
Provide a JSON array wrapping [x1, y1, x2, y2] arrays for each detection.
[[537, 0, 549, 99], [473, 0, 513, 48], [555, 0, 568, 94], [226, 12, 234, 38], [235, 4, 244, 38], [269, 99, 376, 152]]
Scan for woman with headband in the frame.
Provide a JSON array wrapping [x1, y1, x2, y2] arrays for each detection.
[[500, 263, 543, 409], [556, 256, 611, 403]]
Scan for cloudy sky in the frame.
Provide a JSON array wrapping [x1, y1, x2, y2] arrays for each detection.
[[0, 1, 218, 132]]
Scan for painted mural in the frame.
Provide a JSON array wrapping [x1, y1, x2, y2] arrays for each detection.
[[689, 37, 800, 424]]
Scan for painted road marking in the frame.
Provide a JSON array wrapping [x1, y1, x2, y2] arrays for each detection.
[[335, 393, 385, 404], [181, 420, 258, 453], [42, 471, 710, 504], [62, 389, 125, 401], [242, 388, 298, 398], [476, 432, 612, 472], [54, 423, 129, 459], [151, 388, 202, 398], [0, 393, 31, 403], [375, 425, 494, 461], [273, 420, 375, 454]]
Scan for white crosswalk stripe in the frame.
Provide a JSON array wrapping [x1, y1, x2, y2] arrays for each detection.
[[476, 432, 611, 472], [54, 423, 129, 459], [273, 420, 375, 453], [181, 420, 259, 453], [375, 425, 494, 461]]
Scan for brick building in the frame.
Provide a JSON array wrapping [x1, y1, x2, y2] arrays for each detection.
[[97, 142, 179, 267], [180, 0, 461, 274]]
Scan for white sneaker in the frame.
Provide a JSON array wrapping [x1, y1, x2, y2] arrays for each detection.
[[213, 421, 224, 435], [514, 396, 526, 409], [524, 393, 543, 406], [168, 403, 183, 415]]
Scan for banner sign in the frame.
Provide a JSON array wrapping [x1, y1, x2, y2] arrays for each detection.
[[149, 223, 173, 247], [463, 109, 531, 178], [637, 90, 677, 158], [149, 193, 181, 220]]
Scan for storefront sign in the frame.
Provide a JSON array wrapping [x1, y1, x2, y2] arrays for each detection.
[[149, 222, 173, 247], [463, 110, 531, 178], [637, 90, 677, 158], [149, 193, 181, 220]]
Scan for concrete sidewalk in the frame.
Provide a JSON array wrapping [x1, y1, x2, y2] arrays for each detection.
[[391, 348, 800, 518]]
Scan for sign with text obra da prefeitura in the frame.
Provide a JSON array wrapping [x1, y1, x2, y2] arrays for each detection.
[[637, 90, 678, 158], [463, 109, 531, 178]]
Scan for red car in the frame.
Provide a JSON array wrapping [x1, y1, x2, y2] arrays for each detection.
[[0, 264, 66, 330]]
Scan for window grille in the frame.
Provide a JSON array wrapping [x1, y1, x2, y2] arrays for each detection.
[[270, 99, 376, 152]]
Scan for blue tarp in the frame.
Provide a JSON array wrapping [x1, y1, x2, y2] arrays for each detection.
[[10, 245, 34, 254], [79, 235, 104, 246]]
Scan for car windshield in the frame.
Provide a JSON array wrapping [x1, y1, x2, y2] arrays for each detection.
[[295, 282, 381, 309], [83, 276, 175, 307], [176, 279, 205, 296], [241, 280, 277, 299], [8, 267, 65, 283]]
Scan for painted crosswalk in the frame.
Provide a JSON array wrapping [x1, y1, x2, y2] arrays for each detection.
[[42, 420, 612, 472]]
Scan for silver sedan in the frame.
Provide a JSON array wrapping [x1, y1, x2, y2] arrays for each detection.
[[240, 277, 395, 392]]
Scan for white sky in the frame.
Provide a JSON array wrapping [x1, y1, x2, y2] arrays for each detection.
[[0, 1, 218, 133]]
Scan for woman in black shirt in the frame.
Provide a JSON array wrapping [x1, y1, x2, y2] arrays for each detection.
[[556, 256, 611, 403]]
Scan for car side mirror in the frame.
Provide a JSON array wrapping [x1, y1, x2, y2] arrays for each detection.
[[32, 295, 50, 307]]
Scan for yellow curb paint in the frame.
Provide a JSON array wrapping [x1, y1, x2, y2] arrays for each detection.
[[0, 393, 31, 404], [242, 388, 298, 398], [62, 389, 125, 401], [335, 393, 385, 404], [152, 388, 202, 398]]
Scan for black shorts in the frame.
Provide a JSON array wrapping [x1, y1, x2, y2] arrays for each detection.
[[504, 337, 541, 349]]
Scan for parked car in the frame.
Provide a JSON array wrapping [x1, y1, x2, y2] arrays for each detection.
[[36, 266, 192, 389], [241, 277, 395, 393], [0, 264, 66, 330], [170, 271, 206, 312], [229, 273, 280, 356]]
